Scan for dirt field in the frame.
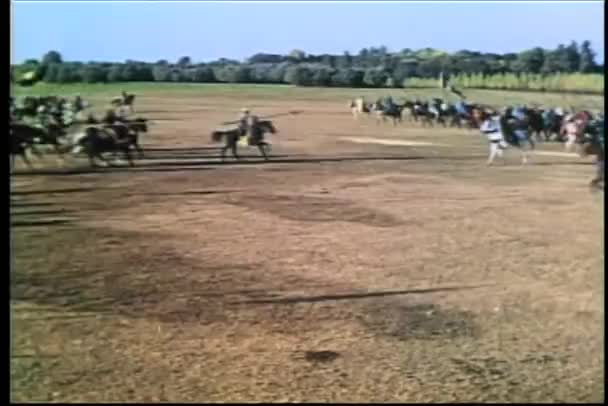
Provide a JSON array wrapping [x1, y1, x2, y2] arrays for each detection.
[[10, 87, 604, 402]]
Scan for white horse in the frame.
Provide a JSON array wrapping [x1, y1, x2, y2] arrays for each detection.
[[349, 97, 369, 120]]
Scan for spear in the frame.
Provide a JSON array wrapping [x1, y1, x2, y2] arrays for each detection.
[[220, 110, 302, 126]]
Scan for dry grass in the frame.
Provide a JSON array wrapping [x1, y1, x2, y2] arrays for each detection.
[[10, 89, 604, 402]]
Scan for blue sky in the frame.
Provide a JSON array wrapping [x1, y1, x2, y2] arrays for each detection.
[[12, 1, 605, 64]]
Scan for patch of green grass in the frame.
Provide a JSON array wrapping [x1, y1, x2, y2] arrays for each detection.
[[10, 82, 603, 111]]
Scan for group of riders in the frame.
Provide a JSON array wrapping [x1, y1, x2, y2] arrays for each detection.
[[353, 95, 604, 189], [480, 106, 604, 188], [10, 94, 149, 167], [10, 92, 605, 188]]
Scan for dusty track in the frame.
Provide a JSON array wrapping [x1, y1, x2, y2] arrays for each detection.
[[10, 95, 604, 402]]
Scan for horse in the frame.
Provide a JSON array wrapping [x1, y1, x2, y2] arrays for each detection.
[[522, 107, 545, 142], [542, 109, 564, 141], [451, 102, 477, 129], [111, 91, 136, 113], [124, 118, 149, 158], [401, 100, 418, 123], [100, 117, 149, 159], [71, 126, 135, 168], [349, 98, 371, 120], [10, 126, 36, 169], [371, 101, 404, 126], [426, 99, 450, 127], [498, 114, 535, 164], [211, 120, 276, 161], [578, 121, 604, 190], [9, 122, 68, 169]]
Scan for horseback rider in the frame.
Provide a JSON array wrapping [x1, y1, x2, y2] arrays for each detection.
[[429, 98, 442, 120], [583, 117, 605, 188], [102, 109, 130, 143], [246, 114, 264, 145], [499, 107, 518, 145], [513, 105, 527, 122], [382, 96, 395, 115], [238, 108, 251, 135], [74, 95, 84, 113]]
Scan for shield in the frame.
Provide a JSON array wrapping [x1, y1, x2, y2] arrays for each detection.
[[238, 135, 249, 147]]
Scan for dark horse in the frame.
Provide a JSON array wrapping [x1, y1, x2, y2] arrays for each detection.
[[371, 101, 405, 126], [9, 122, 68, 170], [104, 118, 149, 159], [520, 107, 545, 142], [71, 126, 136, 168], [211, 120, 276, 161], [578, 120, 604, 190]]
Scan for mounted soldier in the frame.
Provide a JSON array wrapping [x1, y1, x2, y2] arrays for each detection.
[[238, 108, 251, 133], [579, 117, 605, 189], [382, 95, 395, 113], [246, 114, 264, 145]]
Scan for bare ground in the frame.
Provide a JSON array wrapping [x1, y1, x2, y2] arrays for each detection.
[[10, 95, 604, 402]]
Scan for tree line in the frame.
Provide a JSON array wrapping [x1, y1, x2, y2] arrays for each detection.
[[11, 41, 604, 93]]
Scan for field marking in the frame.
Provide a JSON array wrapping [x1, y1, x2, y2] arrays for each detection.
[[533, 151, 581, 158], [340, 137, 448, 147]]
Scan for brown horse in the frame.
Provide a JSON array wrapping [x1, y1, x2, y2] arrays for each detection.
[[370, 102, 405, 126], [211, 120, 276, 161]]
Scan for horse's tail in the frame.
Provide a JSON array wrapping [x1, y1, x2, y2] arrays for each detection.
[[211, 131, 224, 143]]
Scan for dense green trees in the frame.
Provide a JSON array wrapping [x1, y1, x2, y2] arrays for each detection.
[[11, 43, 604, 92]]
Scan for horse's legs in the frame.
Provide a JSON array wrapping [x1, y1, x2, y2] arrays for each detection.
[[230, 140, 239, 160], [87, 152, 97, 168], [592, 160, 605, 188], [28, 144, 43, 159], [21, 151, 34, 169], [376, 113, 384, 126], [123, 148, 134, 167], [53, 144, 67, 167], [257, 143, 269, 161], [131, 134, 144, 158], [135, 141, 144, 159]]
